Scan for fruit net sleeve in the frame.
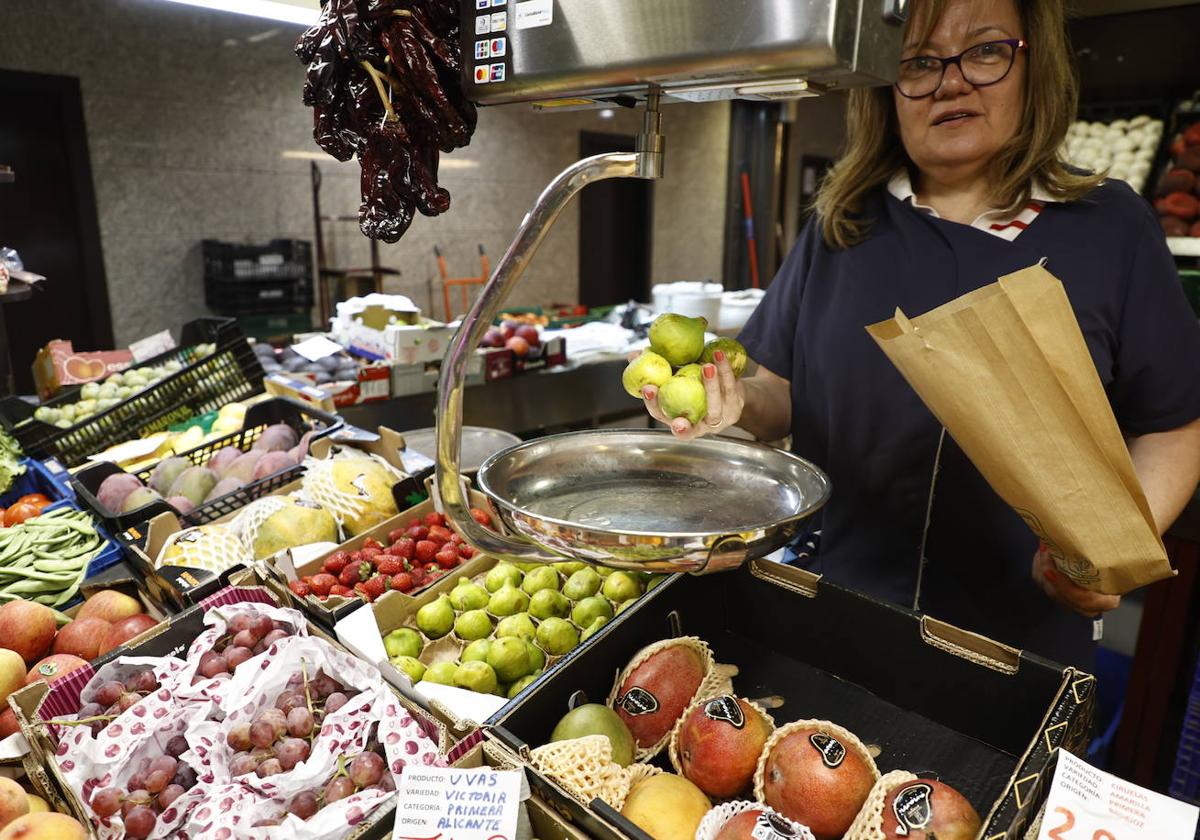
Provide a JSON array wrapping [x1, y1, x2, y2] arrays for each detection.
[[695, 801, 816, 840], [528, 734, 662, 811], [843, 769, 919, 840]]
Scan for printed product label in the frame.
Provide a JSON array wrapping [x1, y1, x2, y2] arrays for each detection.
[[618, 687, 659, 716], [809, 733, 846, 769], [750, 812, 803, 840], [514, 0, 552, 29], [704, 695, 745, 729], [891, 783, 934, 835]]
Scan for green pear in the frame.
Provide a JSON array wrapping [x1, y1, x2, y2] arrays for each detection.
[[391, 655, 425, 683], [454, 609, 493, 641], [563, 568, 602, 601], [622, 350, 673, 398], [647, 574, 670, 591], [648, 313, 707, 366], [383, 627, 423, 659], [454, 660, 498, 694], [529, 588, 570, 620], [416, 595, 455, 639], [700, 337, 748, 377], [449, 577, 490, 612], [571, 596, 614, 629], [580, 616, 609, 643], [553, 562, 587, 576], [676, 363, 703, 380], [525, 640, 546, 674], [486, 637, 532, 683], [657, 374, 708, 425], [601, 571, 643, 604], [521, 566, 560, 595], [536, 617, 579, 656], [488, 583, 530, 616], [485, 563, 524, 593], [507, 673, 539, 699], [461, 639, 492, 664], [422, 661, 458, 685], [495, 612, 537, 641]]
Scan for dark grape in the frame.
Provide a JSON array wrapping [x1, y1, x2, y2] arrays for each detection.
[[261, 629, 288, 648], [285, 673, 304, 690], [230, 754, 259, 777], [228, 613, 254, 634], [94, 681, 125, 707], [159, 783, 185, 809], [225, 645, 253, 669], [124, 805, 157, 838], [286, 707, 314, 738], [378, 772, 396, 793], [227, 722, 252, 751], [288, 791, 319, 819], [310, 674, 338, 700], [126, 774, 147, 793], [259, 709, 287, 739], [122, 790, 151, 818], [150, 755, 178, 777], [276, 738, 310, 771], [232, 629, 259, 649], [251, 615, 275, 638], [250, 720, 276, 749], [90, 787, 122, 817], [165, 736, 188, 758], [129, 671, 158, 693], [349, 752, 385, 788], [172, 765, 198, 790], [198, 651, 229, 679], [117, 692, 143, 712], [77, 702, 105, 719], [324, 692, 349, 715], [323, 776, 355, 803], [258, 758, 283, 777], [144, 769, 171, 794]]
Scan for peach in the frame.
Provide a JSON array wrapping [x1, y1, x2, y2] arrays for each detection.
[[75, 590, 142, 624], [0, 603, 56, 665], [50, 619, 111, 662]]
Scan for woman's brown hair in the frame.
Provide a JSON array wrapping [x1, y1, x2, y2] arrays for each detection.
[[814, 0, 1103, 250]]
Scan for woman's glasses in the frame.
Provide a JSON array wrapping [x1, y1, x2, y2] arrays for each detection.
[[895, 38, 1028, 99]]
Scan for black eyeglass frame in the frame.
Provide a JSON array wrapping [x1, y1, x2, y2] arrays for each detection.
[[895, 38, 1029, 99]]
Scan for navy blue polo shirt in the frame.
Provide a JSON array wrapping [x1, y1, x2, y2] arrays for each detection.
[[739, 179, 1200, 669]]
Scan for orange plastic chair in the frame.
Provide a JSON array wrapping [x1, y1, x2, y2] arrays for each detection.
[[438, 244, 490, 322]]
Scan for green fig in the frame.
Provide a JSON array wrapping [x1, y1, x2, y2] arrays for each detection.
[[515, 562, 542, 574], [571, 595, 614, 629], [563, 568, 602, 601], [580, 616, 609, 642], [461, 639, 492, 664], [525, 640, 546, 673], [422, 661, 458, 685], [485, 563, 524, 593], [454, 660, 499, 694], [529, 588, 570, 620], [615, 598, 637, 615], [495, 612, 536, 641], [487, 637, 533, 683], [507, 673, 539, 699], [622, 350, 673, 398], [391, 655, 426, 683], [657, 374, 708, 425], [700, 337, 748, 378], [648, 313, 707, 366], [449, 577, 490, 611], [553, 562, 588, 576], [383, 627, 423, 660], [416, 595, 454, 639], [488, 583, 530, 616], [536, 617, 579, 656], [454, 609, 493, 641], [647, 574, 670, 591], [676, 363, 703, 380], [601, 571, 643, 604], [521, 566, 560, 595]]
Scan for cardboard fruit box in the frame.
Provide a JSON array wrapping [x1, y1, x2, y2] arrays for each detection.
[[8, 577, 453, 840], [330, 554, 667, 742], [490, 559, 1096, 840]]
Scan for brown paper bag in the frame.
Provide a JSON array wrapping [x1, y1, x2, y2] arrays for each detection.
[[866, 263, 1170, 595]]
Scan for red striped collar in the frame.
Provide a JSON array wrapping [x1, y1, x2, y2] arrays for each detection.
[[887, 171, 1059, 240]]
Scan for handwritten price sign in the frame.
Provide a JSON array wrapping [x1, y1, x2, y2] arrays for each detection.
[[1037, 750, 1198, 840], [393, 766, 522, 840]]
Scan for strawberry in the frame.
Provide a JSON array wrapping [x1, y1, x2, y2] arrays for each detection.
[[424, 562, 440, 575], [469, 508, 493, 528], [414, 540, 439, 564], [288, 580, 312, 598], [391, 538, 415, 560], [339, 562, 371, 588], [406, 525, 430, 541], [410, 566, 427, 586], [405, 519, 421, 529], [323, 551, 350, 575], [457, 543, 476, 560], [449, 533, 463, 545], [435, 547, 459, 569], [391, 572, 414, 593], [354, 583, 369, 600], [376, 557, 402, 577], [428, 525, 453, 545], [387, 529, 407, 544], [424, 511, 446, 528], [330, 584, 354, 597], [362, 537, 384, 552], [309, 573, 337, 597], [363, 576, 388, 601], [361, 547, 383, 562]]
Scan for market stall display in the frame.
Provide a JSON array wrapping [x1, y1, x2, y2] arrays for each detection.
[[1062, 116, 1162, 194], [1157, 117, 1200, 237]]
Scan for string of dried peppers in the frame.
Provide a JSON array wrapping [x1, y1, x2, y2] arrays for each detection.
[[296, 0, 477, 242]]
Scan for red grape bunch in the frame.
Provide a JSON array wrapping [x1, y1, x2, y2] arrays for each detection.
[[226, 668, 360, 779], [192, 611, 295, 685], [74, 670, 161, 736], [89, 735, 198, 839], [284, 742, 393, 821], [289, 508, 494, 603]]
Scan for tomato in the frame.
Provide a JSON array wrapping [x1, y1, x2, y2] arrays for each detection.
[[16, 493, 50, 507], [4, 503, 40, 526]]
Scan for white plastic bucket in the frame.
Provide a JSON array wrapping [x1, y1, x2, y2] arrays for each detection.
[[651, 281, 723, 326], [719, 288, 765, 332]]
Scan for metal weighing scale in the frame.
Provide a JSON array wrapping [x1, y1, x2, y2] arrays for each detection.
[[436, 0, 907, 571]]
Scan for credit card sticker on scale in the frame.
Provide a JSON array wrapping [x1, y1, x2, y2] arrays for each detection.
[[470, 0, 516, 87]]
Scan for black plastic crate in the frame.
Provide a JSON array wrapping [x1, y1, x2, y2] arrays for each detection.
[[0, 318, 264, 467], [71, 397, 342, 531], [203, 239, 314, 316]]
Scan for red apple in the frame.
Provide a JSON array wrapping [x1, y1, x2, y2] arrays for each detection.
[[0, 602, 56, 664], [514, 324, 541, 347], [0, 709, 17, 738], [25, 654, 89, 686], [51, 618, 112, 662], [97, 615, 159, 656], [76, 590, 143, 624], [480, 327, 506, 349], [505, 336, 530, 358]]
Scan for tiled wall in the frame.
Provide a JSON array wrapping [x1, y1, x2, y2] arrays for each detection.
[[1, 0, 729, 346]]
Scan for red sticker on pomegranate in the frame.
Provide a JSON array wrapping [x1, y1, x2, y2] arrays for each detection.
[[618, 687, 659, 716], [704, 695, 745, 729], [808, 733, 846, 768], [891, 783, 934, 835]]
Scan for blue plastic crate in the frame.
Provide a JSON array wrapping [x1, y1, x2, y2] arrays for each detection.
[[0, 456, 75, 510], [1169, 650, 1200, 812]]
